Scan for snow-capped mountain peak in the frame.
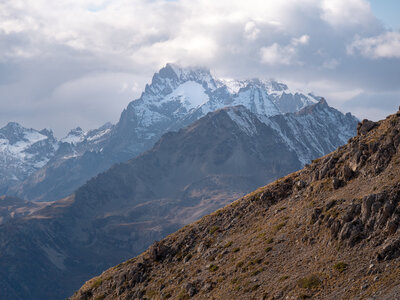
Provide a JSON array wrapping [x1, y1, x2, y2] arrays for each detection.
[[142, 64, 217, 101], [0, 122, 59, 187], [0, 122, 54, 148], [120, 63, 329, 150], [166, 63, 216, 89], [231, 83, 281, 117], [61, 127, 86, 145]]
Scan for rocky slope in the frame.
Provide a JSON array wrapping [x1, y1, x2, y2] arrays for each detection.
[[71, 108, 400, 300], [8, 64, 328, 202], [0, 195, 47, 225], [0, 102, 356, 300]]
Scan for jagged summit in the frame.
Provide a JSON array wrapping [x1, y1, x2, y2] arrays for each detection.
[[39, 128, 55, 138], [0, 122, 34, 144], [123, 63, 323, 134], [165, 63, 215, 86], [61, 127, 86, 145], [141, 63, 217, 100], [71, 108, 400, 300], [3, 121, 23, 129], [295, 97, 328, 114]]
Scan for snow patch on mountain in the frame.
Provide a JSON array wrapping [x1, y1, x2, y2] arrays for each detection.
[[168, 63, 217, 90], [227, 107, 258, 136], [61, 128, 86, 145], [86, 128, 112, 142], [232, 86, 280, 117], [218, 79, 247, 94], [268, 99, 358, 165], [160, 81, 209, 109]]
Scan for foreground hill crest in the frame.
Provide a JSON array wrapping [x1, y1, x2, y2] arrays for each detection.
[[71, 108, 400, 300]]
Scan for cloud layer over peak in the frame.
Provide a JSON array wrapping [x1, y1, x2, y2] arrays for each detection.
[[0, 0, 399, 136]]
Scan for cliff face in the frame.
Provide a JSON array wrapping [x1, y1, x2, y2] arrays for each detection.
[[71, 109, 400, 300]]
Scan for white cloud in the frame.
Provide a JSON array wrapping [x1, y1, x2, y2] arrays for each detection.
[[292, 34, 310, 45], [260, 35, 309, 65], [320, 0, 374, 28], [348, 32, 400, 59], [244, 21, 260, 40], [0, 0, 398, 135]]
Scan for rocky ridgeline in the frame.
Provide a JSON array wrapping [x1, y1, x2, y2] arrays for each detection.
[[71, 108, 400, 300]]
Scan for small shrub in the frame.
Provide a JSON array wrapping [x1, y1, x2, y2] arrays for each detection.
[[333, 262, 349, 273], [251, 268, 264, 276], [279, 275, 289, 281], [251, 284, 260, 291], [257, 232, 266, 238], [205, 238, 215, 248], [209, 264, 219, 272], [146, 290, 157, 298], [273, 222, 286, 232], [236, 261, 244, 269], [91, 278, 102, 289], [297, 274, 321, 289], [233, 247, 240, 253], [231, 277, 239, 284], [209, 226, 219, 234], [115, 262, 123, 269], [266, 238, 274, 244], [224, 241, 233, 248], [265, 247, 272, 253], [177, 290, 190, 300]]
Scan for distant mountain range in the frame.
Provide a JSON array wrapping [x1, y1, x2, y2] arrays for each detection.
[[2, 64, 356, 203], [0, 64, 360, 299]]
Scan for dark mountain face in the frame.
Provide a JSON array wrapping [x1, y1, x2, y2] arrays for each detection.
[[71, 109, 400, 300], [0, 106, 307, 300]]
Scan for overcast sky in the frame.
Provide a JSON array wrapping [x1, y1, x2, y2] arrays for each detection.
[[0, 0, 399, 137]]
